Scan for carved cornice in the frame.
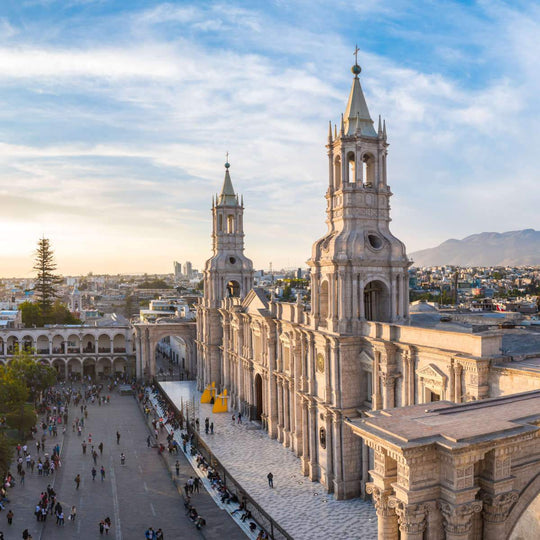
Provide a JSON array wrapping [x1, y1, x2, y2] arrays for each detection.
[[438, 500, 482, 535]]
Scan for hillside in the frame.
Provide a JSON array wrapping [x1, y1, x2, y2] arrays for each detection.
[[410, 229, 540, 267]]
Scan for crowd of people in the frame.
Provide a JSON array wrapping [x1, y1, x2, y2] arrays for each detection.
[[0, 380, 125, 538], [144, 384, 271, 539]]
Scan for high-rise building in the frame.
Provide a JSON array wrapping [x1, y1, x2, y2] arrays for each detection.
[[183, 261, 193, 278], [173, 261, 182, 279]]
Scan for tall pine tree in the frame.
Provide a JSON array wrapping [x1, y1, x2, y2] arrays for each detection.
[[33, 237, 62, 317]]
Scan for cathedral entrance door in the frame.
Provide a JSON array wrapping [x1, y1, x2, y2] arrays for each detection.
[[255, 374, 263, 421]]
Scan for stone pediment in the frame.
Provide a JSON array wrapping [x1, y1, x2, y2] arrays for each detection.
[[242, 288, 270, 316], [416, 363, 447, 383]]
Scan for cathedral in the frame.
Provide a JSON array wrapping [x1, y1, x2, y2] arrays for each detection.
[[195, 59, 533, 502]]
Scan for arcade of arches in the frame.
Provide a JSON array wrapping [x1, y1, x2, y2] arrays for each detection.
[[0, 327, 132, 380]]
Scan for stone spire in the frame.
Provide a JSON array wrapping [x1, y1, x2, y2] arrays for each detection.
[[217, 158, 238, 206], [343, 54, 377, 137]]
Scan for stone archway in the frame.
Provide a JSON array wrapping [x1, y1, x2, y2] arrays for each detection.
[[133, 322, 197, 381]]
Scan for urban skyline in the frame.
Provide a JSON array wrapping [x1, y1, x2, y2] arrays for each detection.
[[1, 0, 539, 277]]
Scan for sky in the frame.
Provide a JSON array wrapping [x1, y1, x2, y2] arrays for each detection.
[[0, 0, 539, 277]]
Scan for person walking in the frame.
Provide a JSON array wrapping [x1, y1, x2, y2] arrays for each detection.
[[156, 528, 164, 539], [99, 520, 105, 535], [70, 505, 77, 521], [92, 467, 97, 481], [120, 453, 125, 465], [6, 509, 13, 525], [146, 435, 151, 448], [267, 472, 274, 488], [100, 466, 106, 481], [98, 442, 103, 455], [175, 460, 180, 476], [103, 517, 111, 535], [116, 431, 120, 444], [81, 441, 87, 454], [74, 474, 81, 489]]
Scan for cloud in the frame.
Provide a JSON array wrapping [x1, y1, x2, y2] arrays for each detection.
[[0, 1, 539, 275]]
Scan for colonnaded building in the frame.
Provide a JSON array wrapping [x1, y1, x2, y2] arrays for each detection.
[[196, 59, 540, 537]]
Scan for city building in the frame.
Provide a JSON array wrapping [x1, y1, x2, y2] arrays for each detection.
[[195, 56, 540, 516]]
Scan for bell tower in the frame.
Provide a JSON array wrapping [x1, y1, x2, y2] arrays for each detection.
[[308, 56, 410, 334], [197, 160, 254, 390]]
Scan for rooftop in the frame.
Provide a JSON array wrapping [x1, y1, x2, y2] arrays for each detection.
[[347, 390, 540, 450]]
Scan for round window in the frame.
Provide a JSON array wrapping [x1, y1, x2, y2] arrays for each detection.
[[229, 256, 236, 264], [368, 234, 383, 250]]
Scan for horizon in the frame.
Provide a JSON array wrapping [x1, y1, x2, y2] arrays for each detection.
[[1, 1, 539, 277]]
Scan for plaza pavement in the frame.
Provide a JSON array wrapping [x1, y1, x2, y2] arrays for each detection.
[[160, 381, 378, 540], [0, 386, 244, 540]]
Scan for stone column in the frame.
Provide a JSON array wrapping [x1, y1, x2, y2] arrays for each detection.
[[301, 399, 310, 475], [359, 280, 365, 319], [454, 363, 462, 402], [449, 360, 456, 403], [366, 485, 399, 540], [277, 378, 283, 442], [372, 351, 382, 410], [481, 491, 519, 539], [308, 402, 319, 480], [438, 500, 483, 540], [392, 501, 429, 540], [381, 374, 397, 409]]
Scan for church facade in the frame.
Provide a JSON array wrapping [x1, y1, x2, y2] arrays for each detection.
[[196, 60, 522, 500]]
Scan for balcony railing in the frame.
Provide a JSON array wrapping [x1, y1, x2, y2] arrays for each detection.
[[98, 347, 111, 353], [113, 347, 126, 353]]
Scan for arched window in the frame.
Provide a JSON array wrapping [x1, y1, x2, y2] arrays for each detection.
[[347, 151, 356, 183], [320, 280, 329, 323], [363, 153, 375, 187], [226, 280, 240, 297], [227, 215, 235, 234], [334, 156, 341, 189], [363, 280, 390, 322]]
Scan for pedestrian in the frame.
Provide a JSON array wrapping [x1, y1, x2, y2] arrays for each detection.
[[82, 442, 87, 454], [6, 509, 13, 524], [75, 474, 81, 489], [147, 435, 151, 447], [145, 527, 155, 539], [100, 466, 106, 481], [92, 467, 97, 481], [104, 517, 111, 535], [20, 469, 25, 485], [210, 422, 214, 434], [98, 442, 103, 455], [116, 431, 120, 444], [175, 460, 180, 476], [22, 529, 30, 539], [156, 528, 164, 539], [70, 505, 77, 521], [120, 453, 125, 465], [267, 472, 274, 488], [99, 520, 105, 535], [205, 417, 209, 434]]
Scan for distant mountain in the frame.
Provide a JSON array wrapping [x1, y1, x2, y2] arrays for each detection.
[[410, 229, 540, 267]]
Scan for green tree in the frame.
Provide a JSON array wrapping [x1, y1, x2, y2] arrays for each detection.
[[0, 434, 14, 478], [49, 300, 81, 325], [0, 367, 28, 413], [33, 237, 63, 317], [19, 301, 43, 327], [8, 351, 57, 399]]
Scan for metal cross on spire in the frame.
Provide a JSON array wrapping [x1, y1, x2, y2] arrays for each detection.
[[225, 151, 230, 168], [354, 44, 360, 65]]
